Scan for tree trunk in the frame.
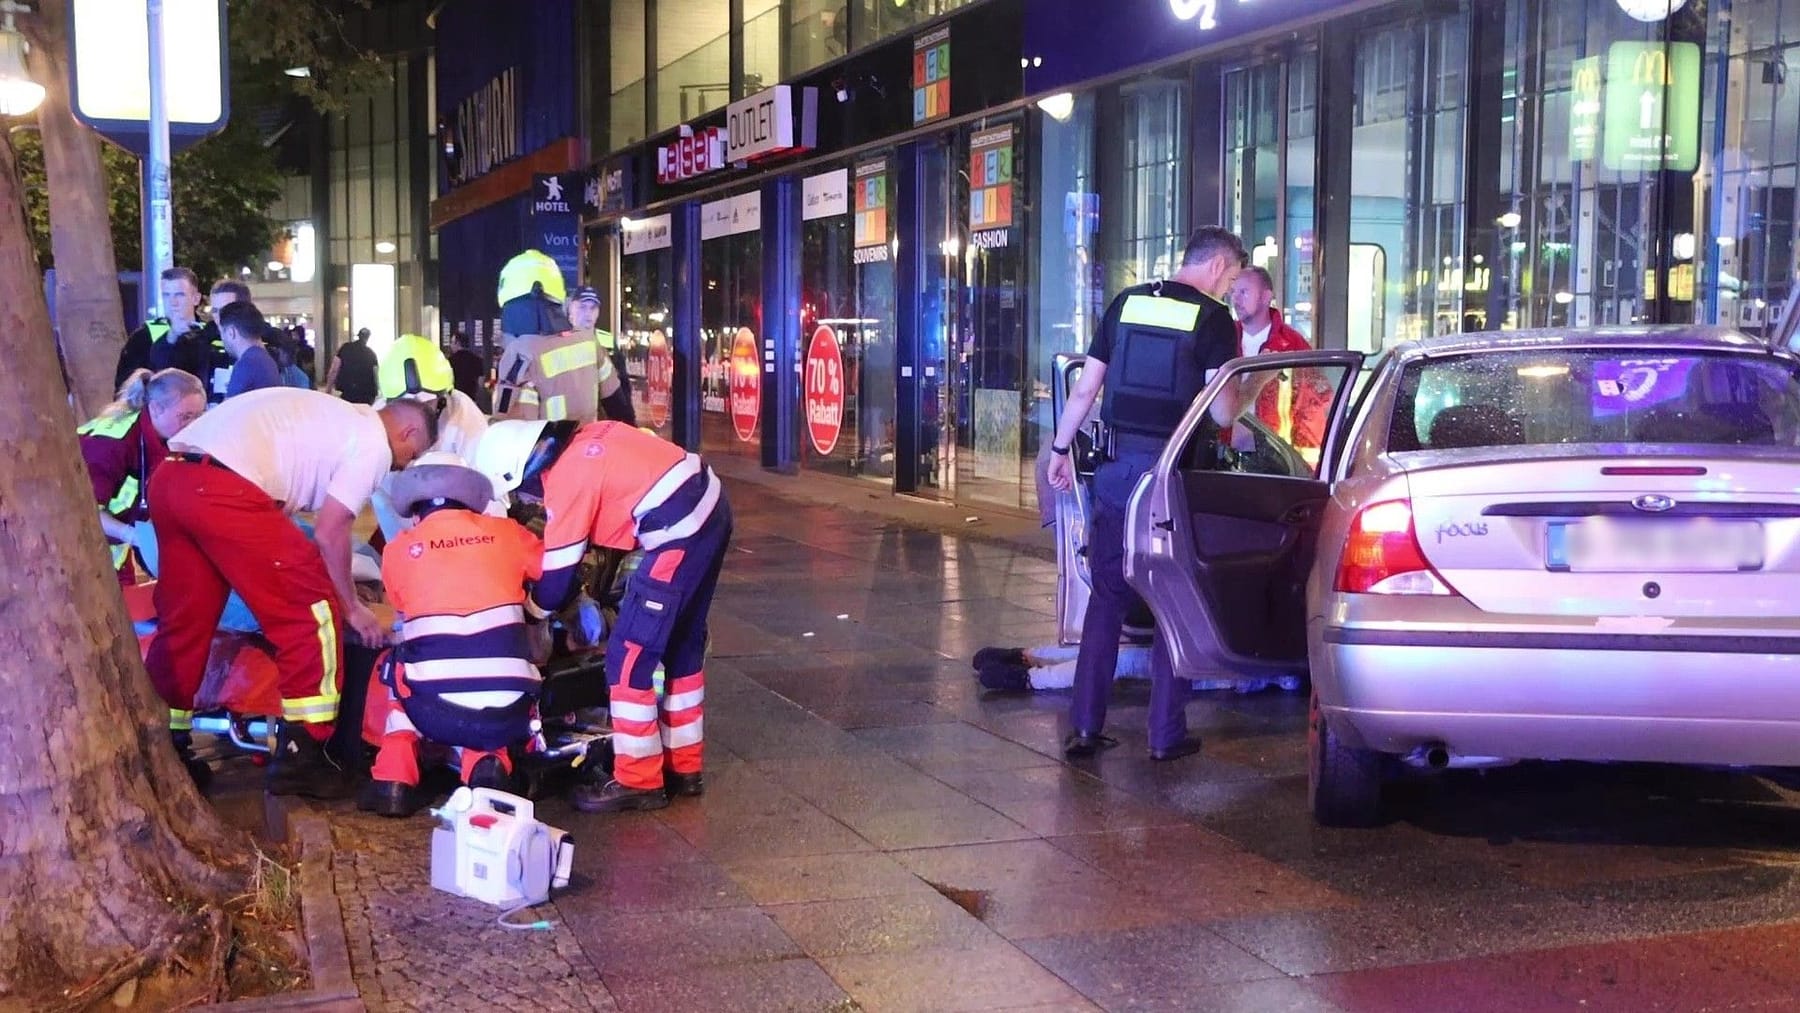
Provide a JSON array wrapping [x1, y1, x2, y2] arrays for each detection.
[[24, 0, 130, 419], [0, 121, 248, 1006]]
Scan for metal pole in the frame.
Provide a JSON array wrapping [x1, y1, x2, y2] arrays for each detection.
[[145, 0, 173, 317]]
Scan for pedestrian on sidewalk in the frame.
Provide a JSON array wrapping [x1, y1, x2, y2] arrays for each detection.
[[219, 301, 284, 399], [1230, 266, 1331, 466], [328, 328, 381, 404], [476, 419, 732, 813]]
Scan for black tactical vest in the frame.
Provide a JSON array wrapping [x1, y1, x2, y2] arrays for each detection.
[[1099, 282, 1219, 438]]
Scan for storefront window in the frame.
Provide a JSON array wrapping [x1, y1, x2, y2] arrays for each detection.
[[850, 0, 976, 53], [744, 0, 781, 92], [789, 0, 848, 74], [700, 192, 764, 459], [1107, 73, 1189, 292], [954, 116, 1028, 509], [1485, 0, 1688, 332], [1349, 9, 1469, 351], [620, 228, 675, 442], [1702, 0, 1796, 333], [799, 161, 898, 482], [1030, 91, 1097, 497], [1222, 51, 1319, 342], [656, 0, 729, 131], [610, 0, 647, 151]]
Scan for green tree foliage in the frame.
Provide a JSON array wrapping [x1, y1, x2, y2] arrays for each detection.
[[17, 0, 383, 285], [16, 118, 282, 286]]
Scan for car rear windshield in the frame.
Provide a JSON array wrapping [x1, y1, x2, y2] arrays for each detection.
[[1388, 349, 1800, 452]]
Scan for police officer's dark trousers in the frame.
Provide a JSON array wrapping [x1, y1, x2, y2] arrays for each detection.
[[1069, 442, 1190, 751]]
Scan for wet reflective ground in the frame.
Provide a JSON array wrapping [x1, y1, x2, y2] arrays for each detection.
[[545, 490, 1800, 1012]]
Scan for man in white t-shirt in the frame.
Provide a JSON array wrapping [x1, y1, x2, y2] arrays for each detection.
[[144, 387, 436, 798]]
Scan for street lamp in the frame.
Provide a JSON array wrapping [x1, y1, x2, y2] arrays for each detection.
[[0, 2, 43, 117]]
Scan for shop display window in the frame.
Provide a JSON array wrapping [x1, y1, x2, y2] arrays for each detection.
[[799, 159, 899, 483], [620, 247, 676, 441], [700, 198, 764, 459]]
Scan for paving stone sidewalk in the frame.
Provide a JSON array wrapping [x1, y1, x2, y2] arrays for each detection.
[[302, 476, 1800, 1013]]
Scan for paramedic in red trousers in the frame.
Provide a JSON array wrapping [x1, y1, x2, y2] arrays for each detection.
[[146, 388, 437, 798], [476, 419, 732, 813], [1229, 266, 1328, 464], [360, 453, 543, 818]]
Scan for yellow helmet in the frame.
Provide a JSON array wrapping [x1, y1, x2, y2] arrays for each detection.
[[497, 250, 567, 306], [379, 333, 454, 400]]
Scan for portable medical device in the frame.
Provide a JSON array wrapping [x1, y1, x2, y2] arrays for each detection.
[[430, 787, 574, 909]]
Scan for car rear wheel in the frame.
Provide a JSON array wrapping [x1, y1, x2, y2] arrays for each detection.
[[1308, 689, 1383, 827]]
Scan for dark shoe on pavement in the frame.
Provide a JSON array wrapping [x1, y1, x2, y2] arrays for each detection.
[[357, 778, 424, 818], [664, 770, 705, 798], [1150, 737, 1203, 762], [171, 731, 213, 791], [977, 662, 1031, 693], [1063, 731, 1119, 758], [466, 754, 515, 793], [972, 647, 1027, 671], [571, 778, 670, 813], [267, 723, 351, 800]]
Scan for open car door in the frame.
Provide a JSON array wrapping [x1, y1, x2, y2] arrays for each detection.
[[1124, 350, 1364, 679], [1051, 354, 1101, 645]]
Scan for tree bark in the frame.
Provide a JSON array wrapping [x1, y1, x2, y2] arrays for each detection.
[[0, 119, 248, 1004], [23, 0, 130, 419]]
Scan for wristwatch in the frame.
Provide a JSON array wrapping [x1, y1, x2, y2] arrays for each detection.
[[1050, 443, 1071, 456]]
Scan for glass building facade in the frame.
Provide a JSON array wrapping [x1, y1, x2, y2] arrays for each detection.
[[575, 0, 1800, 514]]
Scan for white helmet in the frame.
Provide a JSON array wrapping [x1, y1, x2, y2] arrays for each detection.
[[472, 419, 550, 496]]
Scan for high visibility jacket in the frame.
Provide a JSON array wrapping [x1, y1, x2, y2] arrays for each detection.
[[78, 410, 164, 570], [382, 510, 544, 702], [534, 422, 719, 612], [493, 331, 618, 423], [1236, 308, 1328, 457]]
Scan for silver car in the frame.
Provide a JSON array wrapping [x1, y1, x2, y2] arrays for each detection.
[[1124, 327, 1800, 826]]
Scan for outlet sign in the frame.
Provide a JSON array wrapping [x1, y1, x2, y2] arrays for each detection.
[[725, 86, 818, 164]]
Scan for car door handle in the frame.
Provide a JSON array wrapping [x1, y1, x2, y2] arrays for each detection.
[[1280, 504, 1319, 525]]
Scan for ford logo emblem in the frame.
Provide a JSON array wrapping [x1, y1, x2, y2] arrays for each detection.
[[1632, 494, 1677, 513]]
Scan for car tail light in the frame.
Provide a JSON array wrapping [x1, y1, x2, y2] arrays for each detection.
[[1334, 499, 1453, 595]]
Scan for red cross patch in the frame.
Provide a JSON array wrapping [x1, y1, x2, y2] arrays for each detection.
[[408, 543, 424, 559]]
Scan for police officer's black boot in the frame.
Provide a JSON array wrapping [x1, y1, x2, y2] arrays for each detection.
[[267, 721, 351, 800], [170, 731, 212, 790]]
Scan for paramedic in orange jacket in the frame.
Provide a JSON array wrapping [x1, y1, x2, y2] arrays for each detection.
[[360, 453, 545, 817], [1229, 266, 1330, 464], [476, 419, 732, 814]]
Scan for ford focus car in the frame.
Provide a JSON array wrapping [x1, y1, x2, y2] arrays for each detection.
[[1123, 328, 1800, 827]]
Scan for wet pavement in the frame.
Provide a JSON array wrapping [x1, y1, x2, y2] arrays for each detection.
[[327, 480, 1800, 1012]]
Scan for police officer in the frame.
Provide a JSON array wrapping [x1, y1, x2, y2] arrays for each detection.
[[1044, 226, 1250, 762], [114, 269, 237, 404]]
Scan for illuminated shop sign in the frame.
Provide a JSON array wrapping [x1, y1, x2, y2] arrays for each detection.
[[913, 25, 951, 125], [969, 125, 1016, 249], [726, 86, 819, 163], [656, 126, 727, 184]]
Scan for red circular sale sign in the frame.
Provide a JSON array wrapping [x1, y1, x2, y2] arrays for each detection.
[[645, 329, 674, 430], [804, 325, 845, 456], [728, 327, 760, 442]]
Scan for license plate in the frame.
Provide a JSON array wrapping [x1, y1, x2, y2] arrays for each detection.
[[1546, 518, 1764, 573]]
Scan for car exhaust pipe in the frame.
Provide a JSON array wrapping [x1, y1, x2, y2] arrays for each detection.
[[1425, 743, 1450, 769]]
